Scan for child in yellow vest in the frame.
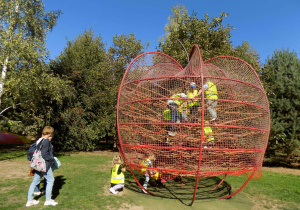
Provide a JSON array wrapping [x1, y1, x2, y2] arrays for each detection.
[[110, 155, 126, 195], [187, 82, 200, 123], [141, 153, 159, 193], [167, 92, 187, 136], [202, 79, 218, 121]]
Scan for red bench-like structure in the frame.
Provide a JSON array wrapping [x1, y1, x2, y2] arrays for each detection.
[[116, 44, 270, 204]]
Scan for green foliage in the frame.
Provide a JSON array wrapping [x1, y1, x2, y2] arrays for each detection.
[[50, 30, 114, 151], [261, 48, 300, 160], [0, 0, 61, 61], [158, 5, 261, 72], [230, 41, 261, 73], [0, 0, 68, 136], [49, 31, 149, 151], [108, 33, 149, 86], [4, 66, 74, 136]]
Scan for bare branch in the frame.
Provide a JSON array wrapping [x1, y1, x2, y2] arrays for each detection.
[[0, 106, 12, 115]]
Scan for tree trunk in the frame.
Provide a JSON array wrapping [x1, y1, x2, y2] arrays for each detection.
[[0, 57, 9, 107]]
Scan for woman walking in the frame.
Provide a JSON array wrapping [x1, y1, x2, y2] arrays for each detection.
[[26, 126, 58, 207]]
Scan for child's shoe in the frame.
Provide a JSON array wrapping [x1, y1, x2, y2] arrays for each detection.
[[25, 199, 39, 207], [109, 187, 117, 195], [33, 191, 41, 195], [168, 131, 176, 136], [44, 199, 58, 206]]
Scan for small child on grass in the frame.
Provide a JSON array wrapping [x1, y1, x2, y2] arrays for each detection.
[[110, 155, 126, 195]]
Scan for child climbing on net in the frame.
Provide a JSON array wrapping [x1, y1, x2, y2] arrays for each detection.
[[141, 153, 161, 193]]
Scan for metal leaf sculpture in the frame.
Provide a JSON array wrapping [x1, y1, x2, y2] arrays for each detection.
[[116, 44, 270, 203]]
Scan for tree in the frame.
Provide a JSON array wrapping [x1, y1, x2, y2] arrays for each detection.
[[158, 5, 261, 71], [0, 0, 73, 136], [50, 30, 114, 151], [0, 0, 61, 106], [230, 41, 261, 73], [108, 34, 149, 86], [48, 32, 149, 151], [1, 67, 74, 135], [261, 48, 300, 161], [106, 34, 149, 147]]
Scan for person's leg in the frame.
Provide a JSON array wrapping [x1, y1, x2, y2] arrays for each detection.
[[169, 104, 178, 132], [208, 141, 214, 148], [34, 184, 40, 193], [168, 105, 173, 132], [41, 178, 46, 195], [190, 106, 199, 123], [27, 172, 42, 201], [194, 105, 199, 122], [181, 108, 187, 122], [112, 184, 125, 192], [33, 177, 45, 194], [143, 173, 150, 190], [110, 184, 117, 194], [44, 167, 55, 201], [189, 107, 193, 122], [207, 100, 217, 120]]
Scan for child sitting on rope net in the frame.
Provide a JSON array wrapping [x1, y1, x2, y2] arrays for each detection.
[[166, 91, 188, 136], [140, 153, 160, 193]]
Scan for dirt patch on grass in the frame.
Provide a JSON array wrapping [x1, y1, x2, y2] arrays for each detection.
[[247, 194, 299, 210], [119, 203, 144, 210], [263, 167, 300, 176], [0, 159, 31, 180], [104, 183, 144, 210], [71, 150, 120, 157]]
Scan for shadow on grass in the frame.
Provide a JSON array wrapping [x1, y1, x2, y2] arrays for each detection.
[[124, 171, 231, 206], [0, 144, 28, 160], [52, 175, 67, 199], [33, 176, 66, 200], [0, 143, 73, 161]]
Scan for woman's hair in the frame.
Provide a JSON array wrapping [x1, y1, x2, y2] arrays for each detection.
[[42, 126, 54, 136], [112, 155, 122, 167]]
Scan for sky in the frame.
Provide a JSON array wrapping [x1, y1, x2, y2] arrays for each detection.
[[44, 0, 300, 65]]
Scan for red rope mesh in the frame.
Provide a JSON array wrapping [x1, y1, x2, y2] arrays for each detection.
[[116, 45, 270, 197]]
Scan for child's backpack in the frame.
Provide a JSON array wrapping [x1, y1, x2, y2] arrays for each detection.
[[27, 142, 36, 161]]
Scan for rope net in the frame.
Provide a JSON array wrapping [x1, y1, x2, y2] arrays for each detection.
[[116, 44, 270, 185]]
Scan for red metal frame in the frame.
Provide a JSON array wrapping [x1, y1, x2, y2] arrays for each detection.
[[116, 45, 270, 204]]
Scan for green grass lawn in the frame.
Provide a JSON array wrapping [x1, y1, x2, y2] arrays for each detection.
[[0, 149, 299, 209]]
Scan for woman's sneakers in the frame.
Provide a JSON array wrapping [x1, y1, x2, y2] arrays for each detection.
[[26, 199, 57, 207], [25, 199, 39, 207], [44, 200, 58, 206]]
